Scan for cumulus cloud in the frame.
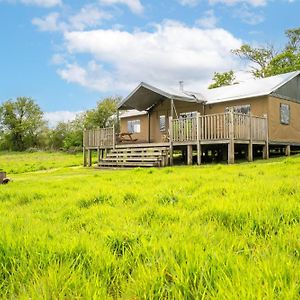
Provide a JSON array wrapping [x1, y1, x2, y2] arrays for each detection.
[[178, 0, 200, 7], [208, 0, 267, 6], [196, 10, 218, 28], [32, 5, 111, 32], [56, 20, 242, 92], [99, 0, 144, 14], [234, 4, 264, 24], [2, 0, 62, 7], [44, 110, 81, 127]]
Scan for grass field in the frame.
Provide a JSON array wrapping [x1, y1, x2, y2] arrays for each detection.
[[0, 152, 300, 299]]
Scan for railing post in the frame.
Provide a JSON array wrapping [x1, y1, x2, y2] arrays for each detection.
[[228, 110, 235, 164], [263, 114, 269, 159], [248, 114, 253, 162], [83, 130, 87, 167], [196, 112, 201, 165], [112, 125, 116, 150], [169, 116, 173, 166]]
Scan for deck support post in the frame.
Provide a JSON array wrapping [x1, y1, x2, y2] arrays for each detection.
[[187, 145, 193, 165], [196, 112, 201, 165], [87, 149, 92, 167], [263, 143, 269, 159], [248, 143, 253, 162], [248, 114, 253, 162], [169, 116, 173, 166], [97, 148, 102, 163], [228, 110, 235, 164], [83, 147, 87, 167], [263, 114, 269, 160], [285, 144, 291, 156]]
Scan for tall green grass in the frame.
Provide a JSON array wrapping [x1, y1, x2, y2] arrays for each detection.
[[0, 152, 300, 299]]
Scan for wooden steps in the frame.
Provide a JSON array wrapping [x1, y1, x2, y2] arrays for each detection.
[[98, 146, 169, 168]]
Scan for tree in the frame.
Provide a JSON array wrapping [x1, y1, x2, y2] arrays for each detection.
[[83, 96, 121, 129], [0, 97, 45, 151], [208, 71, 237, 89], [231, 27, 300, 79]]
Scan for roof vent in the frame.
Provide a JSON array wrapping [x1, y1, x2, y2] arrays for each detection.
[[179, 81, 184, 92]]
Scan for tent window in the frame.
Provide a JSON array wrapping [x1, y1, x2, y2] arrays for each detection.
[[160, 115, 166, 131], [280, 103, 290, 125], [225, 105, 251, 115], [127, 120, 141, 133]]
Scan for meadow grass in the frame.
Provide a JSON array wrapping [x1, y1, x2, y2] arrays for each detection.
[[0, 152, 300, 299], [0, 151, 82, 174]]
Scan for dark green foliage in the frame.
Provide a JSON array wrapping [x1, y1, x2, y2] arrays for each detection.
[[0, 97, 45, 151], [231, 27, 300, 79], [208, 70, 237, 89]]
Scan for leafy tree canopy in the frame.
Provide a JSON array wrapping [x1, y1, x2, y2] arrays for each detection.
[[208, 71, 236, 89], [0, 97, 45, 151]]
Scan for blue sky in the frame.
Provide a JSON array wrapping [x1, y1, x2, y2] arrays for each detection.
[[0, 0, 299, 125]]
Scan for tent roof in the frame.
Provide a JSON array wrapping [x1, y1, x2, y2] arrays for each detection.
[[118, 82, 198, 111], [118, 71, 300, 111], [202, 70, 300, 104]]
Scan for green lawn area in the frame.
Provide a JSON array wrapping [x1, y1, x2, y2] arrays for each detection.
[[0, 152, 299, 299]]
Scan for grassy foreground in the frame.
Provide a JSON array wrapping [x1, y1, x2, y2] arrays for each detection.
[[0, 152, 300, 299]]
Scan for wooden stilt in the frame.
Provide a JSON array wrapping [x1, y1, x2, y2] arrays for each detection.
[[197, 142, 201, 165], [187, 145, 193, 165], [83, 147, 87, 167], [97, 148, 101, 163], [248, 143, 253, 162], [263, 143, 269, 159], [285, 145, 291, 156], [88, 149, 92, 167]]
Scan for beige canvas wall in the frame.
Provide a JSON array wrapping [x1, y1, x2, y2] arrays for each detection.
[[119, 114, 149, 143], [119, 95, 300, 144], [150, 100, 203, 142], [268, 96, 300, 143], [120, 99, 203, 143], [206, 96, 269, 116]]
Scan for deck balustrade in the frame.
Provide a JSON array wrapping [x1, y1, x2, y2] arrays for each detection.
[[83, 112, 268, 149], [171, 112, 267, 143]]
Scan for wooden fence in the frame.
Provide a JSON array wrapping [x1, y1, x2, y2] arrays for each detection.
[[171, 112, 267, 143], [83, 127, 115, 148]]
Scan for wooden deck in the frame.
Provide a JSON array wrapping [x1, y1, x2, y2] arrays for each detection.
[[83, 112, 269, 167]]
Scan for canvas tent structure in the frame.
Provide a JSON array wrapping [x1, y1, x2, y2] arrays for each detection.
[[83, 70, 300, 167]]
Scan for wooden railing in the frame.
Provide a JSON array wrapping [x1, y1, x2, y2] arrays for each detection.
[[172, 117, 197, 142], [171, 112, 267, 143], [83, 127, 115, 148], [199, 113, 230, 140]]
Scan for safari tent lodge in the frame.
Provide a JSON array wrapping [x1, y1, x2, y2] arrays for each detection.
[[83, 71, 300, 167]]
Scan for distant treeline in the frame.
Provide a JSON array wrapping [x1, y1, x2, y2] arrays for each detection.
[[0, 96, 120, 152]]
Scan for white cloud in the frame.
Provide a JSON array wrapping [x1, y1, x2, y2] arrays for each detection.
[[178, 0, 200, 7], [209, 0, 267, 6], [32, 12, 62, 31], [57, 20, 242, 92], [196, 10, 218, 28], [32, 5, 111, 32], [44, 111, 81, 127], [235, 4, 264, 24], [20, 0, 61, 7], [57, 61, 116, 91], [99, 0, 144, 14]]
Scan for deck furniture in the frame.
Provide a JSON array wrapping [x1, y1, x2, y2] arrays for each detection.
[[118, 132, 138, 143]]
